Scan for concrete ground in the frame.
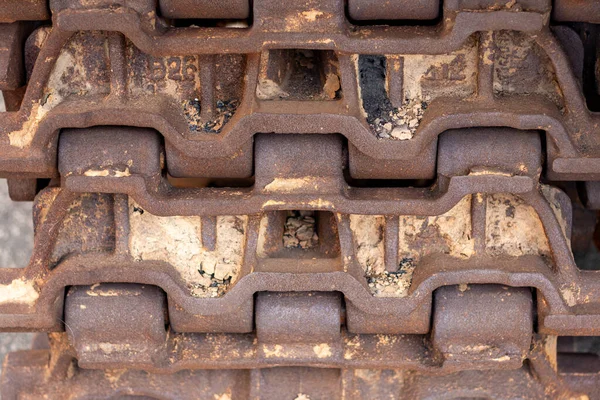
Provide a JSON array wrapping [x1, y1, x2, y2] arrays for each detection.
[[0, 180, 35, 379], [0, 92, 36, 380]]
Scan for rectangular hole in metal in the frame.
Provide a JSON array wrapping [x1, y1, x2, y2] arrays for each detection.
[[257, 50, 342, 101], [256, 211, 341, 272]]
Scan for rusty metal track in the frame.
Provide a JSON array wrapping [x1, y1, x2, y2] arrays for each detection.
[[0, 0, 599, 398], [0, 1, 595, 180]]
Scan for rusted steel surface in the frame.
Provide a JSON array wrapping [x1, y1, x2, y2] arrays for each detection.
[[431, 285, 533, 369], [0, 0, 599, 398], [0, 332, 594, 398], [348, 0, 441, 21], [0, 0, 592, 180], [0, 1, 49, 23], [11, 128, 581, 337], [159, 0, 251, 20], [65, 284, 168, 368], [553, 0, 600, 23], [0, 23, 29, 91]]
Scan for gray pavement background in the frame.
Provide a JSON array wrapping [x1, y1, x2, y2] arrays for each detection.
[[0, 92, 36, 390], [0, 179, 35, 379]]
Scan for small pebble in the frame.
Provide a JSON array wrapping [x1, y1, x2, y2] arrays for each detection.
[[368, 98, 428, 140]]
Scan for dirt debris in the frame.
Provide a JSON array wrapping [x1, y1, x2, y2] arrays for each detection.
[[398, 195, 475, 263], [349, 197, 473, 298], [358, 55, 428, 140], [349, 215, 385, 275], [0, 279, 39, 305], [367, 258, 416, 297], [182, 98, 201, 125], [257, 79, 289, 99], [350, 190, 566, 297], [191, 214, 247, 297], [373, 98, 427, 140], [213, 393, 232, 400], [485, 193, 551, 258], [183, 98, 239, 134], [323, 72, 341, 99], [128, 200, 247, 298], [493, 31, 564, 109], [313, 343, 332, 358], [358, 41, 478, 140], [283, 211, 319, 249], [128, 49, 244, 133]]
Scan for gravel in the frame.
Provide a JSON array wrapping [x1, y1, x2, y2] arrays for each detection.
[[283, 211, 319, 249]]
